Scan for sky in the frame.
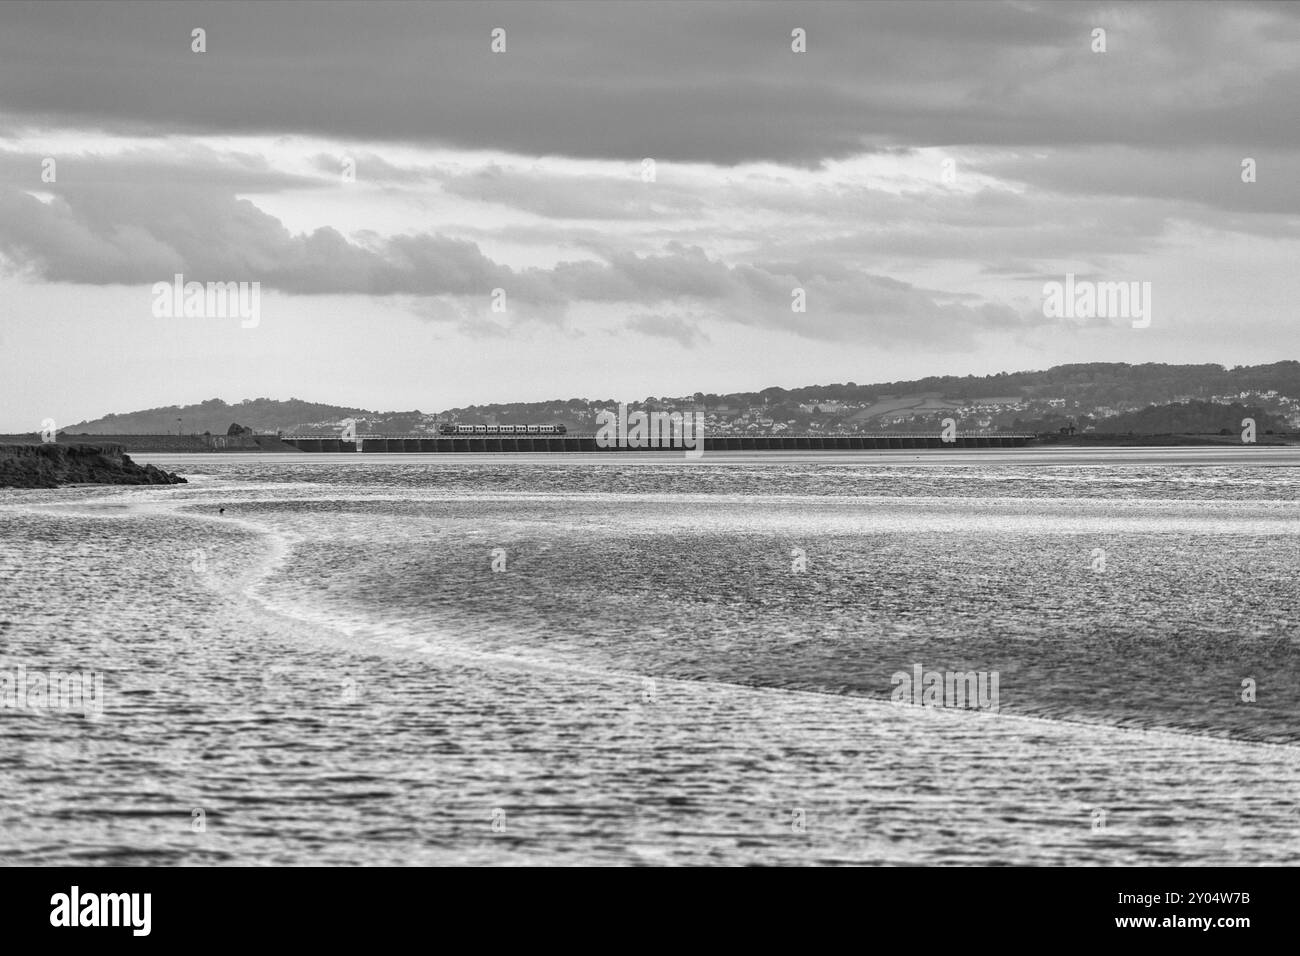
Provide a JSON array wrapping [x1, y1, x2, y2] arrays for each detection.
[[1, 0, 1298, 430]]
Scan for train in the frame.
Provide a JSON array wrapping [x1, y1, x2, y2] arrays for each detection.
[[437, 423, 567, 435]]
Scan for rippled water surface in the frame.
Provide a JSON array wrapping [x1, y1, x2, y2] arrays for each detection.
[[2, 451, 1298, 864]]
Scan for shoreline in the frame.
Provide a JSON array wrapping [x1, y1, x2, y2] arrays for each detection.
[[131, 445, 1300, 469], [0, 444, 187, 489]]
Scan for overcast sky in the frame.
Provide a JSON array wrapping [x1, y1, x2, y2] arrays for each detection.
[[1, 0, 1298, 429]]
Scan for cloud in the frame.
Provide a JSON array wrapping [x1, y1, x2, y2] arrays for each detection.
[[968, 147, 1300, 221], [0, 142, 318, 192], [624, 312, 710, 346], [0, 180, 1041, 344], [440, 164, 705, 220], [1, 1, 1297, 165]]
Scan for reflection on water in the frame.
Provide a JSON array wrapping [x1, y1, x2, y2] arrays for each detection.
[[1, 457, 1297, 864]]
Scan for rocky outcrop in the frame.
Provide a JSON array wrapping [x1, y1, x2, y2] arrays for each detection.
[[0, 444, 187, 489]]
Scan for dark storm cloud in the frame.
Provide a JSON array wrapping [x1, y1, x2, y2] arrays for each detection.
[[0, 0, 1296, 165]]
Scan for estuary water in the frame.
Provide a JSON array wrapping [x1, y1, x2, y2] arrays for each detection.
[[1, 448, 1298, 865]]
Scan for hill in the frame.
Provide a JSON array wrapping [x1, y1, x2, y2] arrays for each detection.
[[65, 398, 378, 435], [1096, 401, 1285, 435], [54, 361, 1300, 437]]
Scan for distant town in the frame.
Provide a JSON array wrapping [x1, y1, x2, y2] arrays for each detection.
[[33, 361, 1300, 440]]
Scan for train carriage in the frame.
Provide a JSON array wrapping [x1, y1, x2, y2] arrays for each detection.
[[438, 423, 566, 436]]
